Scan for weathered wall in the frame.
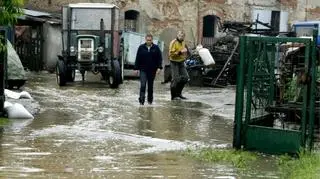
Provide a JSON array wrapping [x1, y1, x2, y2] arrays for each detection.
[[306, 0, 320, 20], [27, 0, 320, 53], [27, 0, 319, 36], [42, 23, 63, 72]]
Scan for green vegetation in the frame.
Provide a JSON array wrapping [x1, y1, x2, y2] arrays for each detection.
[[0, 0, 23, 26], [186, 148, 320, 179], [0, 117, 9, 126], [284, 75, 300, 102], [277, 151, 320, 179], [0, 0, 23, 51], [284, 66, 320, 102], [184, 148, 257, 168]]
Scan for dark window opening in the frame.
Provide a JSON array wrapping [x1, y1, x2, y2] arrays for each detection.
[[125, 10, 139, 32], [271, 11, 280, 32], [203, 15, 216, 37]]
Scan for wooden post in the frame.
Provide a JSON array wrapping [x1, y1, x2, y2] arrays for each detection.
[[0, 30, 6, 116]]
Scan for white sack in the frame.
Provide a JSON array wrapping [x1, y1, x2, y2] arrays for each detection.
[[4, 101, 13, 108], [5, 89, 32, 99], [6, 103, 34, 119]]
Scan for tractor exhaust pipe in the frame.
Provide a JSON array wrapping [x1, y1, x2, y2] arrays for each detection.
[[100, 18, 105, 59]]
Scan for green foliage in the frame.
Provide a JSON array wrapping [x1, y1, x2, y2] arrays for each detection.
[[0, 0, 23, 52], [0, 35, 5, 52], [0, 0, 23, 26], [184, 148, 257, 168], [284, 75, 298, 102], [277, 150, 320, 179]]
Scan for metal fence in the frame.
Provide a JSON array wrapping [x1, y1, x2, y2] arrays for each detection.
[[233, 32, 318, 154]]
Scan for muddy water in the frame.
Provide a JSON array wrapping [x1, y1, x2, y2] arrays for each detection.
[[0, 72, 279, 178]]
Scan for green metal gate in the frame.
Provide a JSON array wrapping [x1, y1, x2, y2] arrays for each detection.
[[233, 32, 318, 154]]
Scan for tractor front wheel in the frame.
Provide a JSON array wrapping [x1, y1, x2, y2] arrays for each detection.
[[56, 60, 67, 86], [66, 69, 75, 82], [107, 60, 121, 88]]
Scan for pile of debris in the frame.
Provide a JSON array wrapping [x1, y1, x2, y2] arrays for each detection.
[[185, 34, 239, 87], [185, 19, 287, 87]]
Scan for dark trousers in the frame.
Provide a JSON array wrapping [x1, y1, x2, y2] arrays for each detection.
[[170, 61, 189, 97], [139, 70, 155, 103]]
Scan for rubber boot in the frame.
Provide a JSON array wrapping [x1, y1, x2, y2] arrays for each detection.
[[176, 82, 187, 99], [171, 87, 177, 100], [139, 97, 145, 105], [147, 95, 153, 104]]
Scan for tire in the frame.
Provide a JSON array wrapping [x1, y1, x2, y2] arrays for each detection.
[[108, 60, 121, 88], [66, 69, 75, 82], [163, 64, 172, 83], [120, 56, 124, 84], [188, 68, 203, 86], [56, 60, 67, 86], [119, 39, 125, 84]]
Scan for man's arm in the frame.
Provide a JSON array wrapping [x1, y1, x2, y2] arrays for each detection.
[[156, 45, 163, 70], [134, 46, 142, 70], [168, 40, 180, 59]]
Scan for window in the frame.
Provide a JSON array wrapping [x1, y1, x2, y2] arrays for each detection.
[[203, 15, 216, 37], [271, 11, 280, 32], [124, 10, 139, 32]]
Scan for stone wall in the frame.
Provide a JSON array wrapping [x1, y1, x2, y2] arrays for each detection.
[[27, 0, 320, 63], [27, 0, 319, 39], [307, 0, 320, 20]]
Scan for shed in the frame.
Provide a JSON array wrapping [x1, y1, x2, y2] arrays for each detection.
[[14, 9, 62, 72]]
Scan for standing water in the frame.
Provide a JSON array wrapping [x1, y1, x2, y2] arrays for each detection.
[[0, 72, 279, 178]]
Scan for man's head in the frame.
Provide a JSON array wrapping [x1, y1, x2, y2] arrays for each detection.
[[145, 33, 153, 46], [176, 30, 185, 42]]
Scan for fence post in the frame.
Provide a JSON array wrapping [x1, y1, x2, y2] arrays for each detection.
[[307, 28, 318, 151], [233, 35, 246, 149], [0, 30, 6, 116], [301, 40, 311, 147]]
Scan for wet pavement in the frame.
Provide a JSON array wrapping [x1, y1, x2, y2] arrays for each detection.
[[0, 71, 279, 178]]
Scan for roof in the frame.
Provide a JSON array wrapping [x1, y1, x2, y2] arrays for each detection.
[[23, 9, 52, 17], [293, 21, 320, 26], [18, 9, 61, 24], [66, 3, 119, 9]]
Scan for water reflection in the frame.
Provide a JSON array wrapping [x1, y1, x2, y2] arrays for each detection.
[[137, 107, 155, 137], [27, 110, 73, 130], [124, 152, 201, 178], [208, 115, 234, 143], [136, 104, 207, 141]]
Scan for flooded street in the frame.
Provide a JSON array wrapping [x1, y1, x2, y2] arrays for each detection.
[[0, 72, 278, 178]]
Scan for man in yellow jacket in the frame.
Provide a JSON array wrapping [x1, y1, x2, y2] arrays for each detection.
[[169, 30, 189, 100]]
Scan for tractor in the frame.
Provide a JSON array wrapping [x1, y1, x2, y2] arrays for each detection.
[[56, 3, 123, 88]]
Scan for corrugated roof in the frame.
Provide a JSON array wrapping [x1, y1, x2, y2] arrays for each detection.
[[18, 9, 61, 24], [23, 9, 52, 17]]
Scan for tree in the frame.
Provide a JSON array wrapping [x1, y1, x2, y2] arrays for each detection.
[[0, 0, 23, 51], [0, 0, 23, 26]]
